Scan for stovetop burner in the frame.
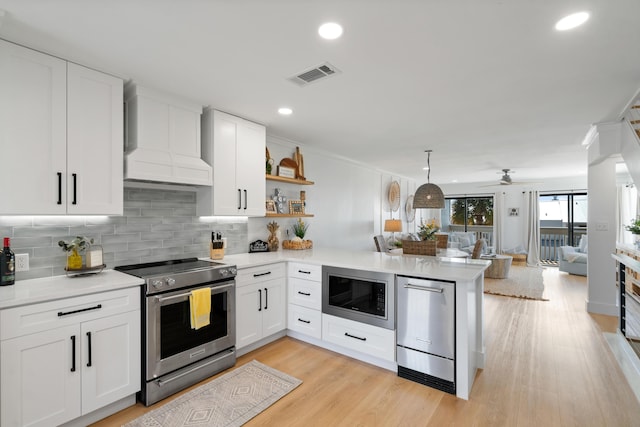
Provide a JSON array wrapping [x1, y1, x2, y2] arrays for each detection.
[[115, 258, 225, 277], [115, 257, 237, 295]]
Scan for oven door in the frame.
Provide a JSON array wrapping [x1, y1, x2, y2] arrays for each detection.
[[145, 280, 235, 380]]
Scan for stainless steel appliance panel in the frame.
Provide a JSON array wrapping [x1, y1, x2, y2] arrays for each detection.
[[396, 276, 454, 358], [397, 346, 454, 382], [145, 280, 235, 380]]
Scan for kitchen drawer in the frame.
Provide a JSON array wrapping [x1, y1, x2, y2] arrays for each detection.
[[322, 314, 395, 362], [288, 277, 321, 310], [236, 263, 286, 287], [288, 304, 321, 339], [0, 287, 140, 340], [288, 262, 321, 282]]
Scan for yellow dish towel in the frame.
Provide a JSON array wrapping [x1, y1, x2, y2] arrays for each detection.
[[190, 288, 211, 330]]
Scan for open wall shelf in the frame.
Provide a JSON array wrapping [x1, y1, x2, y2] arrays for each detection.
[[266, 175, 314, 185]]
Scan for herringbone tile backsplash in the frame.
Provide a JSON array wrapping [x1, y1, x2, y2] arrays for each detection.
[[0, 187, 248, 280]]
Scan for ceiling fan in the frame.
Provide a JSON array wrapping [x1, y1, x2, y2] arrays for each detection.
[[479, 169, 539, 187], [499, 169, 514, 185]]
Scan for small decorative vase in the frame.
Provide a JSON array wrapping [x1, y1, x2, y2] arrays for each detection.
[[66, 249, 83, 270], [267, 221, 280, 252], [635, 234, 640, 250]]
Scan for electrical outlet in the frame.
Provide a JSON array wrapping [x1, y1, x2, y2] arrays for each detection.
[[15, 253, 29, 272]]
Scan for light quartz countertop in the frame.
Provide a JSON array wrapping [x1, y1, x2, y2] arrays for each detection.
[[221, 248, 490, 282], [0, 248, 490, 310], [0, 269, 144, 309]]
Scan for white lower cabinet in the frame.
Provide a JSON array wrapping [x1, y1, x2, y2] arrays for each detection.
[[322, 314, 395, 362], [288, 304, 322, 339], [236, 263, 286, 349], [0, 288, 140, 427], [287, 262, 322, 339]]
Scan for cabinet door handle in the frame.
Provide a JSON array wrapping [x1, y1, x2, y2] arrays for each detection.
[[57, 172, 62, 205], [237, 189, 242, 210], [297, 291, 311, 296], [86, 331, 92, 367], [70, 335, 76, 372], [72, 173, 77, 205], [264, 287, 268, 310], [244, 189, 248, 210], [297, 318, 311, 324], [58, 304, 102, 317], [345, 332, 367, 341], [298, 270, 311, 274], [253, 271, 272, 278], [258, 289, 262, 312]]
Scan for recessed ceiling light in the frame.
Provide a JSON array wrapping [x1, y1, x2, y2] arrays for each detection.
[[278, 107, 293, 115], [318, 22, 343, 40], [555, 11, 589, 31]]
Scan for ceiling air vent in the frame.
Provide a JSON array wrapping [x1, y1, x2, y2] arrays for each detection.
[[289, 62, 340, 86]]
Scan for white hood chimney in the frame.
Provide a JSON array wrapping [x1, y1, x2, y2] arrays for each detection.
[[124, 85, 212, 186]]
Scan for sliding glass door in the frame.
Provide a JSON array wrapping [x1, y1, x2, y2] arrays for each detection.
[[539, 193, 587, 263]]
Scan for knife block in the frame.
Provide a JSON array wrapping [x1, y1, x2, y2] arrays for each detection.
[[210, 241, 224, 260]]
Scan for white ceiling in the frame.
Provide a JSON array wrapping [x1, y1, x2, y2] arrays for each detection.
[[1, 0, 639, 186]]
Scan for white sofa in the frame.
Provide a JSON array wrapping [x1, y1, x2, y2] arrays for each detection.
[[558, 235, 587, 276], [448, 232, 479, 254]]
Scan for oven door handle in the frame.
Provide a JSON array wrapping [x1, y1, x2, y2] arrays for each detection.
[[156, 348, 235, 387], [155, 282, 235, 304]]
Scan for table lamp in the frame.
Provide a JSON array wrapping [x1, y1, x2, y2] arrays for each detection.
[[384, 219, 402, 248]]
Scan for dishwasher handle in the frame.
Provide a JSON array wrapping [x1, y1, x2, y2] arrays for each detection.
[[403, 283, 444, 293]]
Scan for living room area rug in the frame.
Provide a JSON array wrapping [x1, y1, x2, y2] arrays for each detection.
[[124, 360, 302, 427], [484, 265, 548, 301]]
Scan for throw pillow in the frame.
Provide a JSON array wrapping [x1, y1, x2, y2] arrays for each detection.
[[458, 236, 471, 248]]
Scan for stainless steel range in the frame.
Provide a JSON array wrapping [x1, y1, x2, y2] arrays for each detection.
[[115, 258, 237, 405]]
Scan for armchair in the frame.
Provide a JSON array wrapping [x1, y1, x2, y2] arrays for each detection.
[[558, 235, 587, 276]]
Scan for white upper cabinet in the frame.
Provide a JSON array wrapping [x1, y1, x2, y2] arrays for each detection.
[[197, 109, 266, 216], [124, 85, 213, 186], [0, 39, 123, 215], [67, 63, 124, 215]]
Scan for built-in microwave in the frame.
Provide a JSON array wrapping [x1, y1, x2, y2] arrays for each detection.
[[322, 266, 395, 330]]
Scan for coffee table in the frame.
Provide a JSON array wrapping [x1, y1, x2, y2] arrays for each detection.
[[482, 254, 513, 279]]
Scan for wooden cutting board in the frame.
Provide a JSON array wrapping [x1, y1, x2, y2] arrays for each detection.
[[279, 158, 298, 170]]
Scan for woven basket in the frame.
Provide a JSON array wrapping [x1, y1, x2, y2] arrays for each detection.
[[282, 240, 313, 250], [505, 253, 527, 265], [402, 239, 437, 256]]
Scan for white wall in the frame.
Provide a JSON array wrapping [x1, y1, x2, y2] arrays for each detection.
[[248, 135, 416, 252]]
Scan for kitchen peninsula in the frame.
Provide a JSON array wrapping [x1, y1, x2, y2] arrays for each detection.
[[224, 248, 490, 400]]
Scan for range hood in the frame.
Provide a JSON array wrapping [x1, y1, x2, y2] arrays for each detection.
[[124, 85, 212, 186]]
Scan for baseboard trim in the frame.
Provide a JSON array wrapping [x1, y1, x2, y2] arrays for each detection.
[[585, 299, 618, 316]]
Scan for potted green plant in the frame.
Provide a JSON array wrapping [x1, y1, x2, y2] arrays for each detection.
[[417, 219, 439, 241], [626, 218, 640, 249], [58, 236, 94, 270], [626, 217, 640, 235]]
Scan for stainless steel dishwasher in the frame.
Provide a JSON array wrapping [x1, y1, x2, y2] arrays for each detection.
[[396, 275, 455, 394]]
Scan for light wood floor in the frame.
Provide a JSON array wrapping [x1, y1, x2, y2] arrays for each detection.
[[93, 268, 640, 426]]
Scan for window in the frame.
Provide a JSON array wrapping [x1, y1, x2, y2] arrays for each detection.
[[443, 197, 494, 228]]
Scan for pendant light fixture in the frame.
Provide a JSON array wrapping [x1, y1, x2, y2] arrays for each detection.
[[413, 150, 445, 209]]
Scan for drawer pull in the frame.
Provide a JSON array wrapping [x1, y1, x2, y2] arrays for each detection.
[[345, 332, 367, 341], [297, 291, 311, 296], [297, 318, 311, 324], [58, 304, 102, 317], [253, 271, 272, 278], [298, 270, 311, 274], [404, 284, 444, 293]]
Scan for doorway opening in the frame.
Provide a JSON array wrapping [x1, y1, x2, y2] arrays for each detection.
[[539, 193, 587, 264]]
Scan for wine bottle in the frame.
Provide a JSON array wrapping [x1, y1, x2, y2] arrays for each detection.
[[0, 237, 15, 286]]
